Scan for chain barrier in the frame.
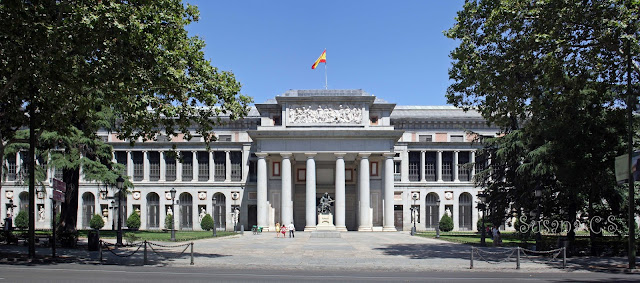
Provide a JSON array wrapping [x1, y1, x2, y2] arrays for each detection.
[[147, 241, 190, 260], [100, 241, 145, 258], [470, 246, 566, 270], [147, 242, 192, 248], [99, 240, 195, 265]]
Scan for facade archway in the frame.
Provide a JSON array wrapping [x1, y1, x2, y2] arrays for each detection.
[[82, 192, 95, 228], [147, 192, 160, 229], [459, 193, 472, 230], [179, 192, 193, 229], [18, 191, 29, 214], [213, 193, 226, 231], [425, 193, 440, 229]]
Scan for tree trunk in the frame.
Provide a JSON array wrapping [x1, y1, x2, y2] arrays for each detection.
[[60, 166, 79, 247], [567, 199, 577, 256]]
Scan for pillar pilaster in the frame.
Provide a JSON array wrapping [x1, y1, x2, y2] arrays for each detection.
[[304, 153, 317, 231], [256, 153, 268, 230], [383, 153, 396, 231], [334, 153, 347, 231], [280, 153, 293, 226], [358, 153, 372, 231]]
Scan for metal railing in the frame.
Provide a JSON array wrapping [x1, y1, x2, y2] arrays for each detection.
[[470, 246, 566, 269], [99, 240, 194, 266]]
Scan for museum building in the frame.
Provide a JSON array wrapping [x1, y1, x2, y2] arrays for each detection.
[[1, 89, 499, 233]]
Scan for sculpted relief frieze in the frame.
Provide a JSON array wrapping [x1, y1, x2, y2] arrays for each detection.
[[288, 104, 363, 124]]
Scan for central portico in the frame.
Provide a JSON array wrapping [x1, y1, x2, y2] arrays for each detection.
[[248, 90, 403, 232]]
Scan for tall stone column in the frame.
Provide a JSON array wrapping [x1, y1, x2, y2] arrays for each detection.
[[159, 151, 166, 182], [454, 151, 459, 182], [383, 153, 396, 231], [225, 151, 231, 182], [280, 153, 293, 225], [127, 151, 133, 178], [143, 151, 149, 182], [192, 151, 198, 182], [436, 150, 443, 182], [176, 152, 183, 182], [256, 153, 268, 230], [209, 151, 214, 182], [470, 151, 476, 180], [304, 153, 317, 231], [358, 153, 372, 231], [335, 153, 347, 231], [420, 151, 426, 182]]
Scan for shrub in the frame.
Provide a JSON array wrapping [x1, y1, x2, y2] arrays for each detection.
[[201, 214, 214, 231], [439, 214, 454, 232], [124, 232, 140, 245], [15, 211, 28, 230], [477, 218, 493, 232], [126, 212, 141, 230], [90, 214, 105, 230], [165, 214, 174, 230]]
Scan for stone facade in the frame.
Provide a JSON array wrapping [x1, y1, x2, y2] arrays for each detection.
[[1, 89, 499, 232]]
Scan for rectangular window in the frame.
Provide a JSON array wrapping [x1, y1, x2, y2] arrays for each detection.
[[7, 154, 16, 181], [458, 152, 470, 181], [272, 161, 281, 177], [408, 152, 420, 181], [248, 160, 257, 182], [297, 168, 306, 182], [230, 151, 242, 181], [54, 167, 63, 181], [346, 168, 354, 182], [425, 151, 436, 181], [182, 152, 193, 181], [442, 152, 453, 181], [370, 161, 379, 177], [165, 156, 176, 181], [214, 151, 226, 181], [197, 152, 209, 181], [218, 135, 232, 142], [149, 152, 160, 181], [133, 152, 144, 181], [450, 135, 464, 142], [394, 161, 401, 182], [419, 135, 432, 142]]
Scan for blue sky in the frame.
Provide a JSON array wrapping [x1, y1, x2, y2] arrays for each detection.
[[185, 0, 465, 106]]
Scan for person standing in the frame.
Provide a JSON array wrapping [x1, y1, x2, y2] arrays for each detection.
[[288, 222, 295, 238], [281, 224, 287, 238], [275, 222, 281, 238]]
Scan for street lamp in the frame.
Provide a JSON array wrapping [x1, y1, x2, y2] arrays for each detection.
[[534, 186, 543, 250], [116, 176, 124, 246], [170, 188, 176, 241], [110, 200, 115, 231], [478, 193, 488, 246], [410, 193, 418, 236], [435, 199, 441, 238], [212, 196, 217, 237]]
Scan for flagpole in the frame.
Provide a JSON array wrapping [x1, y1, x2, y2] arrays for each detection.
[[324, 49, 328, 90]]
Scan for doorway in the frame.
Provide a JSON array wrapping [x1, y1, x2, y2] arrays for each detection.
[[394, 205, 403, 231]]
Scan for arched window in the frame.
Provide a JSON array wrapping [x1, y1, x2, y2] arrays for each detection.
[[459, 193, 472, 231], [147, 193, 160, 229], [82, 192, 95, 228], [18, 192, 29, 214], [179, 193, 193, 229], [213, 193, 226, 231], [425, 193, 440, 229]]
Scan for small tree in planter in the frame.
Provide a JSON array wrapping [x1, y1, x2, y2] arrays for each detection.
[[15, 211, 29, 230], [165, 214, 174, 231], [126, 212, 141, 231], [201, 214, 214, 231], [90, 214, 105, 230], [439, 214, 454, 232]]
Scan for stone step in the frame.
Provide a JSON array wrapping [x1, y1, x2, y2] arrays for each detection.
[[310, 231, 341, 238]]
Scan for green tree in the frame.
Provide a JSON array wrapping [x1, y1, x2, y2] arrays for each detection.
[[200, 214, 214, 231], [446, 0, 639, 251], [89, 214, 105, 230], [15, 211, 29, 230], [0, 1, 251, 254], [165, 214, 174, 230], [126, 211, 141, 230], [439, 214, 454, 232]]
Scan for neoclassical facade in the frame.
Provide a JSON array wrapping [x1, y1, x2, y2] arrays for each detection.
[[1, 89, 498, 232]]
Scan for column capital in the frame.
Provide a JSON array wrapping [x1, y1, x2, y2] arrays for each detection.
[[280, 153, 293, 159], [358, 153, 371, 158], [437, 150, 443, 153], [420, 150, 426, 153], [225, 150, 231, 153], [334, 153, 347, 159], [255, 152, 268, 159], [305, 153, 317, 159], [383, 152, 395, 158]]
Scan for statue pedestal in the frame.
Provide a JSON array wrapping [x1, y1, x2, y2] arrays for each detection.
[[312, 213, 340, 238]]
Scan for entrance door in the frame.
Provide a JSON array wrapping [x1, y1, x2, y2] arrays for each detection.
[[394, 205, 403, 231], [248, 205, 257, 230]]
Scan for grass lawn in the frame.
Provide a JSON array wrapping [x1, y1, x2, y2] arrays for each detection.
[[77, 230, 236, 242]]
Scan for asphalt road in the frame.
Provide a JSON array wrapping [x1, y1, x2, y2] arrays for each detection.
[[1, 265, 639, 283]]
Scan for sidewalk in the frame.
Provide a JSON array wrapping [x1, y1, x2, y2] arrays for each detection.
[[1, 231, 638, 273]]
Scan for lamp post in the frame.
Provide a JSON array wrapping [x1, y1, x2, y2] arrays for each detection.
[[110, 200, 115, 231], [534, 186, 543, 250], [170, 188, 176, 241], [435, 199, 441, 238], [410, 194, 418, 236], [478, 193, 488, 246], [116, 176, 124, 246], [212, 197, 217, 237]]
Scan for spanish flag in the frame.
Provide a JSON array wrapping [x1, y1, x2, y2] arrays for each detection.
[[311, 49, 326, 69]]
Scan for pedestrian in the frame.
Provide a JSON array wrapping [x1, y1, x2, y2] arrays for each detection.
[[275, 221, 280, 238], [281, 224, 287, 238], [492, 227, 499, 246], [288, 222, 295, 238]]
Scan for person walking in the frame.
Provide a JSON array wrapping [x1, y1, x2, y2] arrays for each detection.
[[275, 221, 281, 238], [288, 222, 295, 238], [281, 224, 287, 238]]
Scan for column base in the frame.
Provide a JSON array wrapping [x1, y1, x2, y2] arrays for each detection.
[[382, 226, 397, 232], [335, 226, 347, 232], [304, 226, 316, 232], [358, 226, 373, 232]]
